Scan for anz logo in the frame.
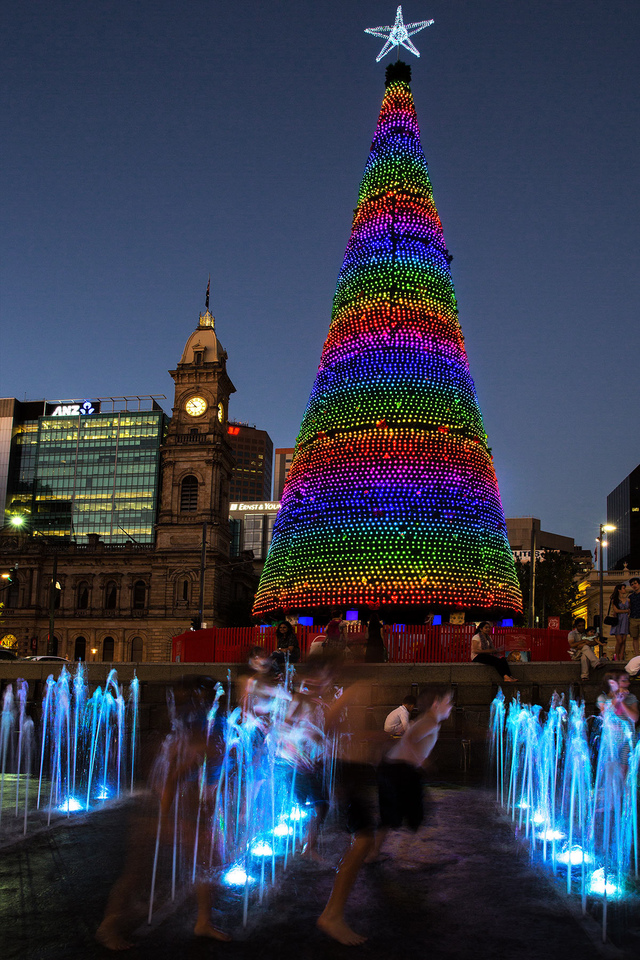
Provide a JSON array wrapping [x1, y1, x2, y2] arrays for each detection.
[[51, 400, 96, 417]]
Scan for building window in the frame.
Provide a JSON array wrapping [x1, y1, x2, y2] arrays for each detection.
[[182, 579, 189, 602], [49, 635, 59, 656], [74, 636, 86, 661], [102, 636, 115, 661], [105, 581, 117, 610], [133, 581, 146, 609], [180, 475, 199, 512], [242, 516, 264, 559], [77, 581, 89, 610], [194, 350, 203, 364], [130, 636, 143, 661]]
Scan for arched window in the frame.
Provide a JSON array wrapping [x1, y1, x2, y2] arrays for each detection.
[[74, 636, 86, 661], [130, 636, 143, 661], [102, 636, 115, 661], [76, 581, 89, 610], [180, 475, 199, 512], [182, 578, 189, 602], [54, 584, 61, 609], [133, 580, 146, 609], [105, 581, 117, 610]]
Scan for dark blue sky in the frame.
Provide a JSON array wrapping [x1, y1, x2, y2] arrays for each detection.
[[2, 1, 638, 555]]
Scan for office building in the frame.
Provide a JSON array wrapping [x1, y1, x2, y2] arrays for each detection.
[[4, 400, 165, 544], [226, 423, 273, 502], [273, 447, 294, 500], [607, 464, 640, 570], [229, 500, 280, 565]]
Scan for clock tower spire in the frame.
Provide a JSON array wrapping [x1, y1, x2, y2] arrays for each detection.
[[156, 298, 236, 553]]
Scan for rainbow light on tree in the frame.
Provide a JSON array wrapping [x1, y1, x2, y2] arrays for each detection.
[[253, 61, 522, 619]]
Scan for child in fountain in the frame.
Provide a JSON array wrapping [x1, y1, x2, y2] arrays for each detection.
[[97, 677, 232, 949], [316, 660, 379, 946], [367, 685, 453, 861], [596, 672, 639, 771]]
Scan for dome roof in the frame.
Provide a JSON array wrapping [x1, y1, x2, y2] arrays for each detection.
[[179, 310, 225, 364]]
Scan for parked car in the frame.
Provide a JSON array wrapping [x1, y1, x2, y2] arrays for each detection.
[[0, 647, 19, 661], [20, 655, 71, 663]]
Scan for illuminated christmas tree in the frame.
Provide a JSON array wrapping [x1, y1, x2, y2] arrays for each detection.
[[253, 62, 522, 620]]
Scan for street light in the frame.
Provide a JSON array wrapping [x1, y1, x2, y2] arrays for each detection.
[[8, 515, 61, 655], [597, 523, 616, 652]]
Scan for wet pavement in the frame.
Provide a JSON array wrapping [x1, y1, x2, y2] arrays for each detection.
[[2, 784, 639, 960]]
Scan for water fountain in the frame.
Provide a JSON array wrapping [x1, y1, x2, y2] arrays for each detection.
[[0, 664, 139, 838], [1, 658, 336, 929], [490, 689, 639, 942], [145, 665, 335, 928]]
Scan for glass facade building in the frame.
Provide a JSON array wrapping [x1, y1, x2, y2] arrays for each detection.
[[607, 464, 640, 570], [227, 423, 273, 502], [31, 411, 166, 543], [2, 400, 167, 545]]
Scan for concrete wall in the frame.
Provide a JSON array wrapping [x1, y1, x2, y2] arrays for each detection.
[[0, 661, 617, 779]]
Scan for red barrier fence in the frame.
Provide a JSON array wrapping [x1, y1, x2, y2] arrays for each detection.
[[171, 624, 573, 665]]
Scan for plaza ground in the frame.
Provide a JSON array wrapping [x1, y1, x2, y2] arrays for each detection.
[[2, 782, 639, 960]]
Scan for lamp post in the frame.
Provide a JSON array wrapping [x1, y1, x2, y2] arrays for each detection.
[[9, 515, 61, 655], [598, 523, 616, 652]]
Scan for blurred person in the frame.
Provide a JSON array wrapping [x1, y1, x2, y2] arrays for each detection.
[[280, 660, 335, 859], [596, 671, 639, 777], [97, 677, 231, 949], [368, 685, 453, 861], [316, 665, 378, 945], [383, 696, 417, 736], [608, 583, 630, 662], [240, 645, 283, 728], [471, 621, 517, 682]]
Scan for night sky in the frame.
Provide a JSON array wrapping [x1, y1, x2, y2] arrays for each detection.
[[2, 1, 638, 556]]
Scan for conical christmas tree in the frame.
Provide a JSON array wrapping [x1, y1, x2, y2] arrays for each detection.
[[254, 63, 522, 620]]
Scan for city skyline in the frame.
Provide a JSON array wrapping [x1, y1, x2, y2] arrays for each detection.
[[2, 1, 639, 558]]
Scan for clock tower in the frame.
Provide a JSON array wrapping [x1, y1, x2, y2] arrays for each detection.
[[156, 305, 236, 554]]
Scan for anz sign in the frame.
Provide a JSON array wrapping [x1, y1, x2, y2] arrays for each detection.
[[48, 400, 98, 417]]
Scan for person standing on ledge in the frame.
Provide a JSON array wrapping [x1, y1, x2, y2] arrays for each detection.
[[628, 578, 640, 658], [470, 621, 518, 682]]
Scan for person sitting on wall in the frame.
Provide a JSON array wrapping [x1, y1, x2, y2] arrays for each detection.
[[470, 621, 518, 683], [271, 620, 300, 667], [568, 618, 607, 682], [383, 696, 417, 736]]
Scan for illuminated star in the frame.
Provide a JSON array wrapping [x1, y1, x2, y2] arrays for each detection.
[[365, 5, 434, 63]]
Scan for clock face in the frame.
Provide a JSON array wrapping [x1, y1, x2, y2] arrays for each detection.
[[217, 402, 224, 423], [185, 396, 208, 417]]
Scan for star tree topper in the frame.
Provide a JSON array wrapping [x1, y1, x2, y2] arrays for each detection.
[[365, 5, 433, 62]]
